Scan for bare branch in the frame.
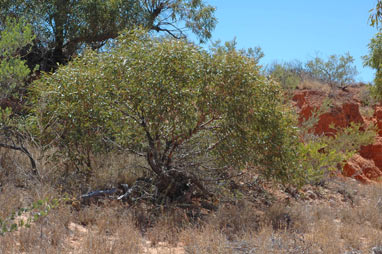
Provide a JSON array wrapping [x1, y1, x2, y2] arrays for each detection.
[[0, 142, 37, 172], [101, 137, 145, 157]]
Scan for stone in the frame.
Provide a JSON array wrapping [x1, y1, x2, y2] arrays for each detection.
[[343, 154, 382, 183]]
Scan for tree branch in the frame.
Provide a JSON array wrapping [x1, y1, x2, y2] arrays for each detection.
[[0, 142, 37, 173]]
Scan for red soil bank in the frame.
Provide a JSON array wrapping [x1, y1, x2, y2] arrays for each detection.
[[293, 89, 382, 183], [292, 90, 364, 136]]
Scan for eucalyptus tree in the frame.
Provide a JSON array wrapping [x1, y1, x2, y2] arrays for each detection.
[[364, 32, 382, 101], [31, 29, 301, 200], [366, 1, 382, 101], [305, 53, 358, 89], [0, 0, 217, 71]]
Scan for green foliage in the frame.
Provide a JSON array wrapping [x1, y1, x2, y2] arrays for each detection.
[[0, 18, 37, 171], [325, 123, 376, 157], [31, 29, 303, 190], [0, 108, 12, 126], [363, 32, 382, 101], [305, 53, 358, 88], [30, 49, 111, 169], [0, 106, 37, 171], [363, 33, 382, 71], [294, 99, 377, 187], [267, 61, 304, 90], [369, 0, 382, 28], [1, 0, 216, 71], [0, 17, 34, 100], [296, 139, 341, 185], [297, 123, 376, 185], [32, 29, 371, 191], [211, 39, 264, 65]]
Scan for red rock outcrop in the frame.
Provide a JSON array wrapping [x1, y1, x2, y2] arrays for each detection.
[[347, 107, 382, 182], [293, 88, 382, 183], [314, 103, 364, 135], [360, 137, 382, 168], [343, 154, 382, 184], [293, 90, 364, 136]]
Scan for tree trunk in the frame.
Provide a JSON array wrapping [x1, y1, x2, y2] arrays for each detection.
[[52, 0, 69, 66]]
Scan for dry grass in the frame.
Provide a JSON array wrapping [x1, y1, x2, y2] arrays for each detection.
[[360, 106, 375, 119], [2, 145, 382, 254], [1, 180, 382, 253], [298, 79, 331, 94], [88, 152, 148, 190], [358, 84, 376, 107]]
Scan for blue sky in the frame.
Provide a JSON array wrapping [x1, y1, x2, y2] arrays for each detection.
[[200, 0, 378, 83]]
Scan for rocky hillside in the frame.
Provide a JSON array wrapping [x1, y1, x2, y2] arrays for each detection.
[[293, 84, 382, 183]]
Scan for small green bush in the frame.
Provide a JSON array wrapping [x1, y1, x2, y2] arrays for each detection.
[[295, 101, 376, 186], [267, 61, 304, 90], [297, 123, 376, 185]]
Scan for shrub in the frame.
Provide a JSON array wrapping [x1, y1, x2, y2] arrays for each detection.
[[267, 61, 304, 90], [297, 123, 376, 185], [296, 101, 376, 185], [31, 29, 304, 199]]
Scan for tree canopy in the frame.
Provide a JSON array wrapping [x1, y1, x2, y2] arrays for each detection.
[[1, 0, 216, 71], [305, 53, 358, 88]]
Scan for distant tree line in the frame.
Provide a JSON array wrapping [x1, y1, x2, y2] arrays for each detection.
[[267, 53, 358, 91]]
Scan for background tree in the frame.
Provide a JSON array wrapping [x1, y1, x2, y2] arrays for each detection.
[[266, 61, 305, 91], [305, 53, 358, 89], [31, 29, 302, 200], [365, 1, 382, 101], [1, 0, 217, 72]]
